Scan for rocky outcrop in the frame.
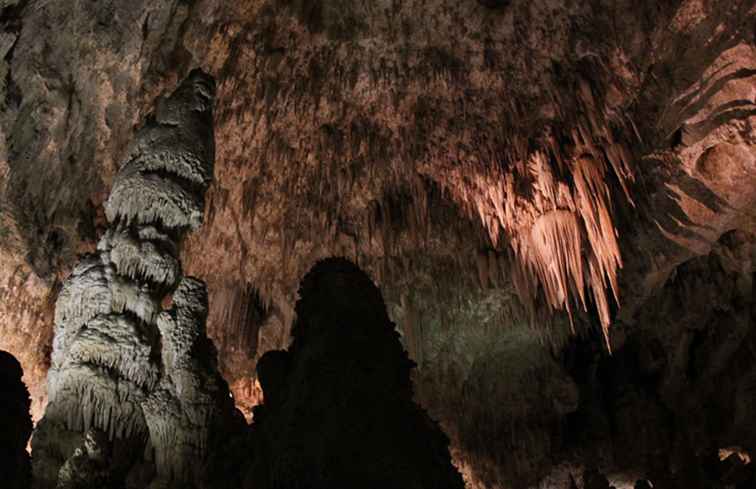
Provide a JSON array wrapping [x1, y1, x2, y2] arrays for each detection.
[[535, 230, 756, 489], [247, 258, 465, 489], [413, 228, 755, 489], [31, 69, 241, 489], [0, 349, 32, 489]]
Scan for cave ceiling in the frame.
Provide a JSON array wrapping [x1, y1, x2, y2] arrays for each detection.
[[0, 0, 754, 487]]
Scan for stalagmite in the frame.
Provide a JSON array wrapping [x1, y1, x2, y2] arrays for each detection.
[[32, 69, 240, 489], [246, 258, 465, 489], [107, 228, 181, 286]]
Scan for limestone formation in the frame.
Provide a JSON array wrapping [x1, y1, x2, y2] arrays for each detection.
[[56, 429, 113, 489], [0, 350, 33, 489], [247, 258, 465, 489], [32, 69, 240, 489]]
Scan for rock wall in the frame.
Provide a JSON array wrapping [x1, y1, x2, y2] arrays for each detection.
[[496, 229, 754, 489], [31, 69, 241, 489], [419, 229, 755, 488]]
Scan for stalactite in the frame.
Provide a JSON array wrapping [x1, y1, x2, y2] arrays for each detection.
[[476, 250, 491, 289], [572, 155, 623, 345], [420, 78, 636, 340], [215, 282, 268, 355], [513, 210, 585, 320]]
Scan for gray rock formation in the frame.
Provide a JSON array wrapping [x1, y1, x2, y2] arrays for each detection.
[[0, 349, 32, 489], [32, 69, 240, 489], [55, 429, 113, 489]]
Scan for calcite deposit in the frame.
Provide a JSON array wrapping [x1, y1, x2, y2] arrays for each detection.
[[31, 69, 240, 489]]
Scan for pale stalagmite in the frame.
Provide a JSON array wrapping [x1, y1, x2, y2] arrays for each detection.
[[32, 69, 240, 489]]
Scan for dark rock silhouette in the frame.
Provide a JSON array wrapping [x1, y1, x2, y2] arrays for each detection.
[[582, 468, 613, 489], [477, 0, 511, 8], [0, 350, 33, 489], [247, 257, 465, 489]]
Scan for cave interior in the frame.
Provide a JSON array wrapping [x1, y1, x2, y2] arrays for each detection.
[[0, 0, 755, 488]]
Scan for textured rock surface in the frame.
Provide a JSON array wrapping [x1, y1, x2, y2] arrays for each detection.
[[526, 229, 756, 489], [31, 69, 240, 489], [0, 349, 32, 489], [247, 258, 465, 489], [55, 429, 114, 489], [0, 0, 753, 487]]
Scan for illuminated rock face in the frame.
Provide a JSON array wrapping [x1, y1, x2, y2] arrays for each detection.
[[248, 258, 465, 489], [31, 70, 240, 489], [0, 350, 32, 489]]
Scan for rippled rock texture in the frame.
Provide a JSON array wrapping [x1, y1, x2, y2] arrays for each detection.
[[31, 69, 241, 489]]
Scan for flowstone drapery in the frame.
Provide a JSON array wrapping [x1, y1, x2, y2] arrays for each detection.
[[32, 69, 241, 489]]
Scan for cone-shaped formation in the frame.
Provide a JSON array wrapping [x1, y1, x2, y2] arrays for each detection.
[[0, 350, 33, 489], [247, 257, 465, 489], [32, 69, 240, 489]]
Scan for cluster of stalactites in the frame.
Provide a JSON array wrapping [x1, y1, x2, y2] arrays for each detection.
[[34, 70, 231, 489], [447, 78, 633, 348], [470, 150, 626, 349]]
